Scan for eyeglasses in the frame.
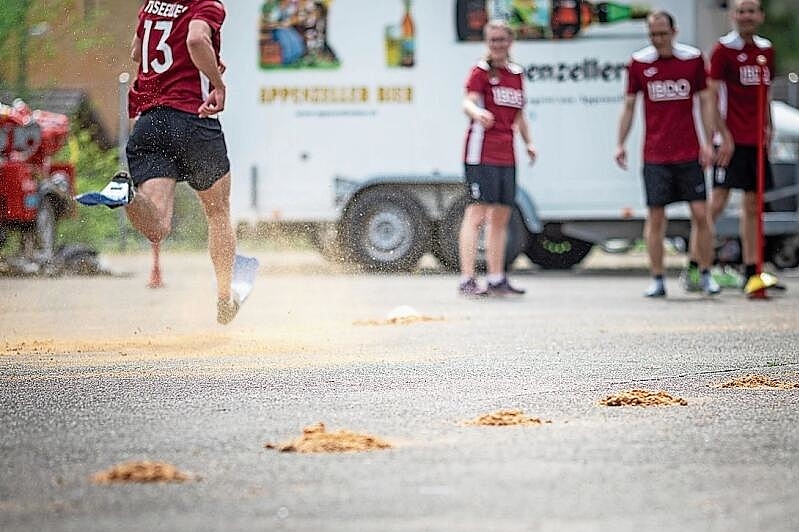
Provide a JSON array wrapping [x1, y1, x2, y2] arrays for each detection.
[[648, 31, 672, 38], [488, 37, 510, 43]]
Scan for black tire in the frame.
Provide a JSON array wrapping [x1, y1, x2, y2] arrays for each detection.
[[341, 187, 431, 272], [434, 197, 527, 272], [767, 235, 799, 270], [526, 224, 592, 270]]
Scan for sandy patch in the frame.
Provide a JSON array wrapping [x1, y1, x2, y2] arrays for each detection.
[[91, 461, 191, 484], [599, 389, 688, 407], [716, 374, 799, 389], [354, 305, 444, 326], [265, 422, 392, 453], [464, 409, 550, 426]]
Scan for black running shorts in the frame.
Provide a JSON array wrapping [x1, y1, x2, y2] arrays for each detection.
[[642, 161, 707, 207], [127, 106, 231, 191], [464, 163, 516, 207], [712, 145, 774, 192]]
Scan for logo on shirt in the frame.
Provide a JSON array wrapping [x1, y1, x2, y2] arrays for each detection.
[[647, 79, 691, 101], [491, 86, 524, 108], [740, 65, 771, 86], [643, 67, 658, 78], [737, 53, 748, 62], [143, 1, 189, 18]]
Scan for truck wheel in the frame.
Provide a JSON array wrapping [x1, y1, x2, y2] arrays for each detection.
[[767, 235, 799, 270], [434, 198, 527, 272], [341, 188, 430, 272], [526, 224, 592, 270]]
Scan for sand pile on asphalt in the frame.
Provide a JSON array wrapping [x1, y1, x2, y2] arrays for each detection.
[[91, 461, 190, 484], [265, 422, 392, 453], [464, 409, 549, 426], [599, 389, 688, 407], [717, 374, 799, 389], [354, 305, 444, 326]]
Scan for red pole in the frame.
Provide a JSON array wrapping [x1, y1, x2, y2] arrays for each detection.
[[749, 54, 768, 299]]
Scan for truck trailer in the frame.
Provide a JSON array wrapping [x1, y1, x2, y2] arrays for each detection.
[[222, 0, 799, 271]]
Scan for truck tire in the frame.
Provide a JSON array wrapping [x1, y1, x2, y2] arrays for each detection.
[[341, 187, 431, 272], [526, 224, 592, 270], [434, 198, 527, 272], [767, 235, 799, 270]]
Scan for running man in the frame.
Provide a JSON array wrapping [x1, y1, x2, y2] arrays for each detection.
[[76, 0, 256, 324]]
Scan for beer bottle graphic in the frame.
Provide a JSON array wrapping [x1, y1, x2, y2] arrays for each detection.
[[551, 0, 648, 39], [400, 0, 416, 67], [455, 0, 648, 41]]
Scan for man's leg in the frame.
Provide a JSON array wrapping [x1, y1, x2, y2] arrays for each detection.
[[196, 172, 235, 304], [689, 200, 720, 295], [484, 204, 511, 278], [645, 207, 666, 276], [644, 207, 667, 297], [740, 190, 759, 271], [124, 177, 176, 244], [458, 203, 487, 281]]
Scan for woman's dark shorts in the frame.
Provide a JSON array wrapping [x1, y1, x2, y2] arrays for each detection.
[[712, 145, 774, 192], [642, 161, 706, 207], [127, 106, 231, 191], [464, 163, 516, 207]]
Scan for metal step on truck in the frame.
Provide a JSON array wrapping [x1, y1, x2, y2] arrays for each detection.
[[222, 0, 799, 271]]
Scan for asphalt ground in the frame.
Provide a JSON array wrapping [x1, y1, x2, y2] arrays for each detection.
[[1, 248, 798, 532]]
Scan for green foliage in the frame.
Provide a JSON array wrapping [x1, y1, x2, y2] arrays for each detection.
[[762, 0, 799, 73]]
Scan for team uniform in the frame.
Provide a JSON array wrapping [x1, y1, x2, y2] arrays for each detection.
[[463, 60, 525, 207], [127, 0, 230, 191], [626, 43, 708, 207], [709, 31, 775, 191]]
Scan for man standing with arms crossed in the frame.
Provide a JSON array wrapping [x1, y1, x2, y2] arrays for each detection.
[[77, 0, 256, 324], [708, 0, 775, 291], [615, 10, 720, 298]]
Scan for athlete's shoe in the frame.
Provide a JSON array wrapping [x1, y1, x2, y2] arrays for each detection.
[[458, 278, 485, 296], [711, 265, 745, 290], [74, 171, 134, 209], [217, 297, 240, 325], [701, 274, 721, 296], [485, 277, 525, 296], [218, 254, 259, 324], [679, 265, 701, 292], [644, 281, 666, 298]]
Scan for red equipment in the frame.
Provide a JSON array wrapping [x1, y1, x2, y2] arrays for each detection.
[[0, 99, 76, 264]]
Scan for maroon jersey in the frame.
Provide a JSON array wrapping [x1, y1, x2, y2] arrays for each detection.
[[129, 0, 226, 117], [463, 60, 525, 166], [709, 31, 774, 147], [626, 43, 707, 165]]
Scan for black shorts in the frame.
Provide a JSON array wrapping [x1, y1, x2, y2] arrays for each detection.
[[642, 161, 706, 207], [127, 106, 231, 191], [712, 145, 774, 192], [464, 164, 516, 206]]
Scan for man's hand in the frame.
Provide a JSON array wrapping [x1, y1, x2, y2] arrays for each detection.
[[716, 131, 734, 167], [614, 146, 627, 170], [198, 86, 226, 117], [476, 109, 495, 129]]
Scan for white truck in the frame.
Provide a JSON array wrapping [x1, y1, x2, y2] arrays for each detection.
[[223, 0, 799, 271]]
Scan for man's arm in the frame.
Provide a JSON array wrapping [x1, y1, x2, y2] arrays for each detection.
[[707, 78, 733, 167], [187, 19, 226, 117], [130, 34, 141, 64], [614, 94, 636, 170], [697, 88, 717, 169], [463, 91, 494, 129]]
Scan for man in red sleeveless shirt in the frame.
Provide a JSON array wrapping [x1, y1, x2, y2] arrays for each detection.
[[76, 0, 254, 324], [615, 11, 719, 298], [708, 0, 775, 290]]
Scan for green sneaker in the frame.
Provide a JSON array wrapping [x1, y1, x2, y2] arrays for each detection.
[[679, 266, 702, 292], [711, 266, 744, 289]]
